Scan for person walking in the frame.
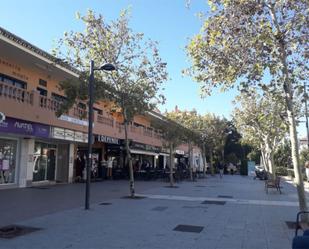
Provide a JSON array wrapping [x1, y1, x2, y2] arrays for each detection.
[[218, 161, 224, 179], [305, 161, 309, 182]]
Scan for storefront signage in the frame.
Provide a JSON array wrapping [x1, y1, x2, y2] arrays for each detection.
[[0, 112, 5, 123], [51, 127, 88, 143], [96, 135, 119, 145], [58, 115, 88, 126], [64, 129, 75, 141], [0, 117, 49, 138], [130, 141, 161, 153]]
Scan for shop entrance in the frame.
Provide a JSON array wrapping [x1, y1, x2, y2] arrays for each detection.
[[33, 142, 57, 182]]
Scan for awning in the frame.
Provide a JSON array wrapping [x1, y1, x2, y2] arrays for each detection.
[[159, 152, 170, 156], [130, 149, 158, 156]]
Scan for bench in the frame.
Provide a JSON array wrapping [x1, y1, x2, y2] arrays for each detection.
[[292, 211, 309, 249], [265, 176, 281, 194]]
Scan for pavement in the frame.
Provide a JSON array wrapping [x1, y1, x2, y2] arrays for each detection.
[[0, 175, 307, 249]]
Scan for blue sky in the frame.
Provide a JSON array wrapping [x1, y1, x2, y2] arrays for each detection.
[[0, 0, 238, 119]]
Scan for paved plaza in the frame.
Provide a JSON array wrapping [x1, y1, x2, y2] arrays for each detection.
[[0, 175, 307, 249]]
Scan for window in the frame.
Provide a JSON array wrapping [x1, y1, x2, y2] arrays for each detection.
[[39, 79, 47, 87], [51, 93, 67, 103], [133, 122, 145, 128], [37, 87, 47, 96], [0, 73, 27, 89], [0, 138, 17, 184], [93, 108, 103, 115], [78, 102, 86, 110]]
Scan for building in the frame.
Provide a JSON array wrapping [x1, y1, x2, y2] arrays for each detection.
[[0, 26, 171, 189]]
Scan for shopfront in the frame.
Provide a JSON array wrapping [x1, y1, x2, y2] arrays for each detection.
[[50, 126, 87, 183], [0, 114, 50, 187], [130, 141, 161, 169]]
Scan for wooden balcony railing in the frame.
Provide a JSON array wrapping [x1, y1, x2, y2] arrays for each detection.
[[0, 81, 33, 104]]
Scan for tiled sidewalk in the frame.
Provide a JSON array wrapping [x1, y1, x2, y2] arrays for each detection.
[[0, 175, 303, 249]]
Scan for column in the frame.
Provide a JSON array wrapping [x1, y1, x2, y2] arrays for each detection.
[[19, 138, 35, 187], [68, 143, 75, 183]]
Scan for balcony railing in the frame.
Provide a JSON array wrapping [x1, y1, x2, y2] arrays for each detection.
[[143, 128, 153, 137], [39, 96, 61, 111], [0, 80, 162, 143], [0, 81, 33, 104], [97, 114, 114, 127]]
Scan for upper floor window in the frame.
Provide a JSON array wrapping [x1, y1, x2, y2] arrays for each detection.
[[93, 108, 103, 115], [0, 73, 27, 89], [37, 87, 47, 96], [39, 79, 47, 87], [51, 93, 67, 103]]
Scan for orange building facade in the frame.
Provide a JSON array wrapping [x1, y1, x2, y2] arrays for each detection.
[[0, 27, 179, 189]]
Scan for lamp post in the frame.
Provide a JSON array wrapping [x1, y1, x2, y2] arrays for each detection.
[[85, 60, 116, 210], [304, 83, 309, 149]]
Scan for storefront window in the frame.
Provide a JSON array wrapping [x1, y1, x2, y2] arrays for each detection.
[[33, 142, 57, 182], [0, 138, 17, 184]]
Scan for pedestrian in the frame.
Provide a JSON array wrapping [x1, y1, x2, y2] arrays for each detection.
[[218, 161, 224, 179], [305, 161, 309, 182]]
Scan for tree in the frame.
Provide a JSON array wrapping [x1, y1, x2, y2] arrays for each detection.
[[151, 115, 186, 187], [186, 0, 309, 214], [167, 109, 203, 180], [233, 89, 288, 178], [199, 114, 229, 175], [54, 9, 168, 197]]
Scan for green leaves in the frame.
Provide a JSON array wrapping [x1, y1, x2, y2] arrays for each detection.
[[54, 8, 168, 123]]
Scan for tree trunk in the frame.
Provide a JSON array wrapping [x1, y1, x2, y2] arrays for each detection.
[[269, 2, 308, 220], [123, 110, 135, 198], [202, 144, 207, 178], [209, 150, 214, 176], [169, 143, 174, 187], [264, 142, 275, 179], [260, 146, 269, 172]]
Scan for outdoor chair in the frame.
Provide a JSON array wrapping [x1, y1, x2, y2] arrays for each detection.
[[292, 211, 309, 249], [265, 175, 282, 194]]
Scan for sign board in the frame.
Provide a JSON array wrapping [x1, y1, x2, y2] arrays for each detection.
[[130, 141, 161, 153], [58, 115, 88, 126], [0, 117, 50, 138], [64, 129, 75, 141], [96, 134, 119, 145], [51, 127, 87, 143], [247, 161, 256, 176]]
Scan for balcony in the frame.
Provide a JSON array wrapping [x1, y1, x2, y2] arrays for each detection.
[[0, 80, 162, 146]]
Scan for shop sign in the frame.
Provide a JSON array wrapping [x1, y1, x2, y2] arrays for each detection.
[[96, 134, 119, 145], [0, 117, 49, 138], [0, 112, 5, 123], [58, 115, 88, 126], [52, 127, 65, 139], [74, 132, 84, 142], [130, 141, 161, 153], [51, 127, 88, 143], [64, 130, 75, 141]]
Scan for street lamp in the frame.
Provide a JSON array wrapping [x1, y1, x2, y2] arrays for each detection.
[[304, 83, 309, 149], [85, 60, 116, 210]]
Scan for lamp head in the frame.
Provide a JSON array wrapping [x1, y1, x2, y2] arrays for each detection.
[[100, 63, 116, 71]]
